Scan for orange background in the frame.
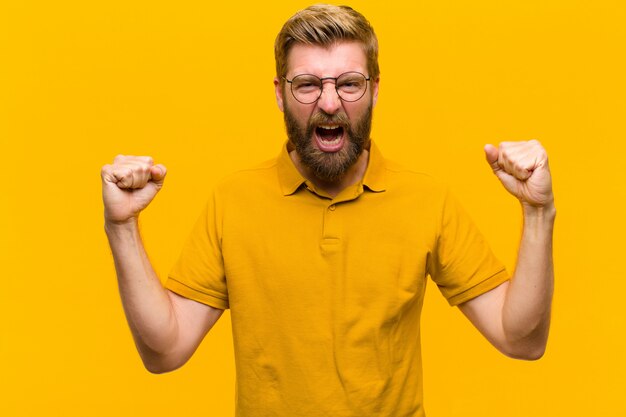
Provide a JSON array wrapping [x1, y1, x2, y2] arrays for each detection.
[[1, 1, 625, 416]]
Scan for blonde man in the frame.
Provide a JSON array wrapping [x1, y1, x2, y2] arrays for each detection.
[[102, 4, 554, 416]]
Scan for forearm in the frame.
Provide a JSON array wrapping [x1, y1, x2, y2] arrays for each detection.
[[502, 202, 555, 357], [105, 219, 179, 367]]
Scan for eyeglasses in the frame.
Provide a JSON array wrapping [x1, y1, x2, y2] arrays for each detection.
[[283, 71, 371, 104]]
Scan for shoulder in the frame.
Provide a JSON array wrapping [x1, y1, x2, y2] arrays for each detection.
[[200, 157, 284, 207], [213, 157, 279, 191], [381, 157, 450, 203]]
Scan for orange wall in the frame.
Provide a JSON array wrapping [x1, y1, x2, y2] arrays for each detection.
[[1, 1, 625, 416]]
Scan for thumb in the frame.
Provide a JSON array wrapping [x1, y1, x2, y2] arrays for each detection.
[[484, 144, 500, 172], [484, 144, 517, 194], [150, 164, 167, 185]]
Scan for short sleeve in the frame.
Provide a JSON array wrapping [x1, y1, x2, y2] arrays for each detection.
[[429, 188, 509, 306], [165, 191, 229, 309]]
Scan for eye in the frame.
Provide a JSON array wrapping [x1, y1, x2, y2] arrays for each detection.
[[337, 76, 365, 93], [292, 76, 321, 92]]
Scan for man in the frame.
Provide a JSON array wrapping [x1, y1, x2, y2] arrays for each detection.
[[101, 4, 554, 416]]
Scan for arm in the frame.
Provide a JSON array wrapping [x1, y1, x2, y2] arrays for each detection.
[[102, 156, 223, 373], [458, 140, 555, 360]]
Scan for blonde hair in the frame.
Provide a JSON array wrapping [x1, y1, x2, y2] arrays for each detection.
[[275, 4, 379, 82]]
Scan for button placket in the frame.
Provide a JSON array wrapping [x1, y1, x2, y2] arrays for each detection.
[[320, 201, 341, 249]]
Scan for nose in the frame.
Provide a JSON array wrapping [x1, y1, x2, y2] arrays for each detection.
[[316, 81, 342, 115]]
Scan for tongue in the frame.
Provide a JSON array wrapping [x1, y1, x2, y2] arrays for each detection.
[[317, 127, 342, 141]]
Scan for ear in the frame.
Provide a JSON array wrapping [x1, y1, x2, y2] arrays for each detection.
[[274, 77, 285, 112], [371, 76, 380, 107]]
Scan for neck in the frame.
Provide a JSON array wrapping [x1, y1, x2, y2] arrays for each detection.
[[289, 149, 370, 198]]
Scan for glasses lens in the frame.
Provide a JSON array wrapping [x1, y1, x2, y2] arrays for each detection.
[[336, 72, 367, 102], [291, 75, 322, 104]]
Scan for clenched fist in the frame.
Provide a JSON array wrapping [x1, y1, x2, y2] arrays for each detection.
[[484, 140, 554, 209], [101, 155, 167, 224]]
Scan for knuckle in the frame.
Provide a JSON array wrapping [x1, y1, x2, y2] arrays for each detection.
[[529, 140, 543, 153], [101, 164, 112, 179]]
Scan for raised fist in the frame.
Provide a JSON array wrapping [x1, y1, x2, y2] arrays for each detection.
[[101, 155, 167, 224], [484, 140, 554, 208]]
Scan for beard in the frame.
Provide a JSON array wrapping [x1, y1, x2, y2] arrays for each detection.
[[284, 103, 373, 182]]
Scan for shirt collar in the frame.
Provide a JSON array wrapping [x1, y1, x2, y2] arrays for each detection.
[[362, 141, 387, 193], [276, 141, 387, 196], [276, 143, 306, 196]]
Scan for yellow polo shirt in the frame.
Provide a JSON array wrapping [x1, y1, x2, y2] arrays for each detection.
[[166, 142, 509, 417]]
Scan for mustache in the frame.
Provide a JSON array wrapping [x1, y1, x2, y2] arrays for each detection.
[[309, 111, 350, 127]]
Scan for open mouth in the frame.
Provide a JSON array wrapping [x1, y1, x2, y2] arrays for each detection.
[[314, 125, 345, 152]]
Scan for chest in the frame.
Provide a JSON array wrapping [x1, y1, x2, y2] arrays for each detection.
[[220, 189, 439, 314]]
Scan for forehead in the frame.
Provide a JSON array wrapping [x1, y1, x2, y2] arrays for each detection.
[[286, 41, 368, 77]]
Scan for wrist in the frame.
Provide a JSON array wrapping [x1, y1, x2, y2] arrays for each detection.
[[522, 200, 555, 216], [104, 217, 139, 235], [522, 200, 556, 230]]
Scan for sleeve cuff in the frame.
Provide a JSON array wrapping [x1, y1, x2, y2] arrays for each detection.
[[165, 277, 230, 310], [446, 268, 510, 306]]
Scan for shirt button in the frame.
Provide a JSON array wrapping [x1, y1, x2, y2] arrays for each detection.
[[329, 204, 336, 211]]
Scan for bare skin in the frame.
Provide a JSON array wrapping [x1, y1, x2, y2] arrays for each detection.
[[458, 141, 555, 359], [102, 156, 223, 373], [274, 42, 379, 198]]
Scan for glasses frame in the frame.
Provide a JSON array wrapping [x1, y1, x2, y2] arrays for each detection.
[[283, 71, 371, 104]]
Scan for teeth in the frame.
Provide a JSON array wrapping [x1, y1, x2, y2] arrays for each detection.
[[319, 125, 340, 130]]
